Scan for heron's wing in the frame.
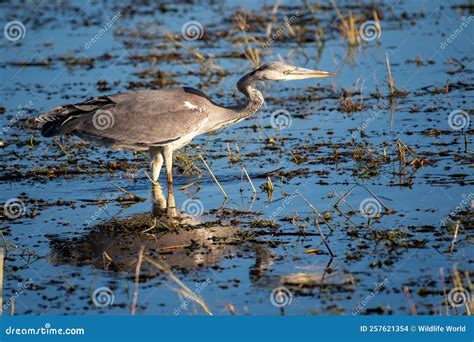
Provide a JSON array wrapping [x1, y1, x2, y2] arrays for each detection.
[[37, 89, 211, 147]]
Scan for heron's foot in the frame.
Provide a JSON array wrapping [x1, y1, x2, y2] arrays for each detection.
[[167, 191, 176, 208], [152, 183, 167, 209], [166, 206, 177, 218]]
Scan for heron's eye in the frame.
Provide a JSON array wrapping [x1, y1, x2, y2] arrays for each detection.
[[283, 69, 292, 75]]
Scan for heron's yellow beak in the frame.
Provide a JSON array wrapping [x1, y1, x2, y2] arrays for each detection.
[[286, 67, 336, 79]]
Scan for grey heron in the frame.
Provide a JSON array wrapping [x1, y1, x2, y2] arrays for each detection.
[[36, 62, 335, 189]]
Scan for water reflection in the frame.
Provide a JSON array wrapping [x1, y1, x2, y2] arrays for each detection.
[[48, 222, 239, 274], [48, 182, 275, 280]]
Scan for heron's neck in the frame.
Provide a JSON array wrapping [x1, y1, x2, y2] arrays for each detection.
[[203, 72, 264, 133], [235, 72, 264, 118]]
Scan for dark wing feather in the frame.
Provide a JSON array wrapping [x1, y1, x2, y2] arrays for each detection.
[[36, 95, 114, 137]]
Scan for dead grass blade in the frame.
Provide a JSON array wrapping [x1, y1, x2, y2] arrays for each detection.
[[144, 256, 212, 315]]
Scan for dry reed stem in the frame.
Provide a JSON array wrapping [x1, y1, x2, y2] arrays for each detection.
[[176, 182, 194, 191], [199, 154, 228, 198], [333, 184, 390, 212], [266, 176, 274, 202], [450, 221, 459, 253], [396, 138, 427, 168], [386, 52, 395, 96], [403, 286, 418, 315], [144, 256, 212, 315], [242, 166, 257, 194], [227, 303, 237, 315], [439, 268, 450, 315], [111, 183, 138, 200], [300, 196, 335, 256], [144, 170, 159, 186], [235, 12, 261, 66]]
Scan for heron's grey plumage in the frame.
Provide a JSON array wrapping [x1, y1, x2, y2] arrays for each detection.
[[37, 89, 218, 150], [36, 62, 334, 185]]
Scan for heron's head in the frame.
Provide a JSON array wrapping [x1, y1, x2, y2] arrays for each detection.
[[253, 61, 335, 81]]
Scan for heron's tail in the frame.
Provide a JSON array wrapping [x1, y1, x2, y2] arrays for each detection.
[[36, 96, 113, 137], [35, 105, 77, 137]]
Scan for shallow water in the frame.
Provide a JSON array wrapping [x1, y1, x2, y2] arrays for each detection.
[[0, 0, 472, 315]]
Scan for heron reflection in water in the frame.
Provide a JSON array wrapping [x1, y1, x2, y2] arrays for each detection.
[[49, 184, 275, 283]]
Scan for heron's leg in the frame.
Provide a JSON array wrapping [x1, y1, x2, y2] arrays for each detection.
[[152, 183, 167, 217], [163, 146, 176, 216], [166, 190, 177, 218], [163, 146, 173, 188], [149, 148, 163, 182]]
